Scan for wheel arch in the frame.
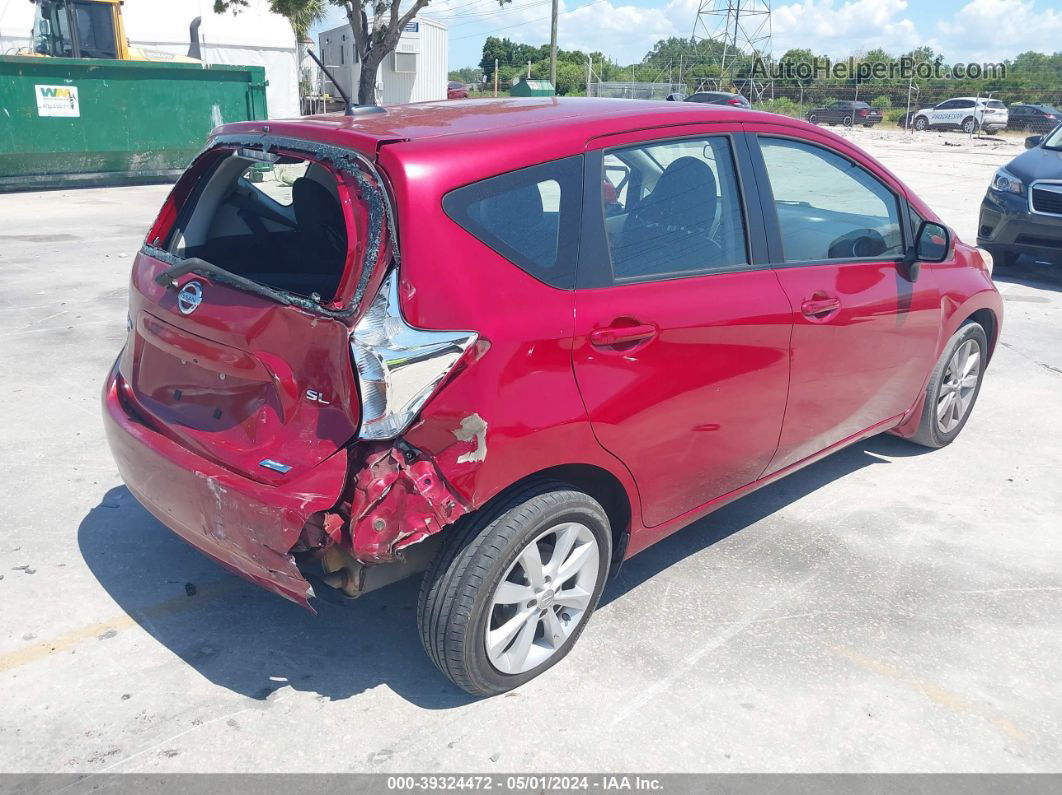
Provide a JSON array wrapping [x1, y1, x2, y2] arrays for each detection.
[[471, 463, 634, 572], [967, 307, 999, 362]]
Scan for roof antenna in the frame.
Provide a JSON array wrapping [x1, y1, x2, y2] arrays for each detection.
[[306, 47, 357, 116]]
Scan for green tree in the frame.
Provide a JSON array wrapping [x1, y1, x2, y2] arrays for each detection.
[[217, 0, 493, 105]]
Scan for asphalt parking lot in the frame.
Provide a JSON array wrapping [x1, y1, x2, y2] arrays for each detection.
[[1, 126, 1060, 773]]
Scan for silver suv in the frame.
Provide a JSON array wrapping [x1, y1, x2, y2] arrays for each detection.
[[912, 97, 1009, 134]]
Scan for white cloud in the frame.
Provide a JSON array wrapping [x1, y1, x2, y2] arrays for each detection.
[[771, 0, 920, 57], [934, 0, 1062, 62]]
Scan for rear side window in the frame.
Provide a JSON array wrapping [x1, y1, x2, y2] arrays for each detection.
[[443, 156, 583, 288], [759, 137, 903, 263], [600, 136, 748, 283]]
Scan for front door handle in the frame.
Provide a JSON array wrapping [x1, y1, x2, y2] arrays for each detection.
[[590, 323, 658, 348], [801, 296, 841, 317]]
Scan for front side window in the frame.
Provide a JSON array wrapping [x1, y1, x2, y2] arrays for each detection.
[[443, 156, 582, 288], [600, 136, 748, 282], [759, 137, 903, 263]]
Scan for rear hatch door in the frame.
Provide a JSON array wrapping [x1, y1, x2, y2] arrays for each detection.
[[118, 141, 390, 485]]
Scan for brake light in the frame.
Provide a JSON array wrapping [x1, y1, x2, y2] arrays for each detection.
[[351, 270, 478, 440], [858, 108, 868, 117], [727, 98, 743, 106], [146, 194, 179, 247]]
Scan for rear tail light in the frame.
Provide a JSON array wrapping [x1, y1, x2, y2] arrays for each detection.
[[351, 270, 478, 440], [858, 108, 868, 117], [727, 98, 743, 106]]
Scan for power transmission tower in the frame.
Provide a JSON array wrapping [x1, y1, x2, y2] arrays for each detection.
[[549, 0, 559, 88], [690, 0, 773, 100]]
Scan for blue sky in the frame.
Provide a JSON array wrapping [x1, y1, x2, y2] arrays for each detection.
[[310, 0, 1062, 71]]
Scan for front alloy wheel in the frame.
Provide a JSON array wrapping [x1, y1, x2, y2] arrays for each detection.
[[907, 321, 988, 448], [936, 339, 981, 434]]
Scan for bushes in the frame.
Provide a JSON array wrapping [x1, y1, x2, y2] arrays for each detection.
[[755, 97, 801, 117]]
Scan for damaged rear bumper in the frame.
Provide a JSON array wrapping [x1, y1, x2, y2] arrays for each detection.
[[102, 363, 346, 609]]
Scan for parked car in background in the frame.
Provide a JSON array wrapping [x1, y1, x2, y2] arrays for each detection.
[[911, 97, 1008, 134], [665, 92, 686, 101], [1007, 104, 1061, 133], [104, 98, 1001, 697], [447, 81, 470, 100], [978, 125, 1062, 267], [896, 111, 916, 129], [684, 91, 750, 108], [806, 101, 883, 127]]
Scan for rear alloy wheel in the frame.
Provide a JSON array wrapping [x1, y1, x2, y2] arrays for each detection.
[[907, 322, 988, 448], [962, 116, 978, 134], [914, 115, 928, 131], [843, 114, 853, 127], [418, 482, 611, 696], [808, 113, 818, 124]]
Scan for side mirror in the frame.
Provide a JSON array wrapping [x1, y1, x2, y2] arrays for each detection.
[[1025, 134, 1043, 149], [904, 221, 950, 280]]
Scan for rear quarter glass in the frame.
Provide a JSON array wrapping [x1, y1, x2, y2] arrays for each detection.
[[442, 155, 584, 289]]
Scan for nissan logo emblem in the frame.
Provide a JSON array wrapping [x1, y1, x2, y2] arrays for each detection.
[[177, 280, 203, 315]]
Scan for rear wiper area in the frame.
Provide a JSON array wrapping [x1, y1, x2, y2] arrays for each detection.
[[152, 255, 295, 307], [145, 247, 359, 319]]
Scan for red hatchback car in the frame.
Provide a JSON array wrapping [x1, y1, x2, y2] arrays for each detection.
[[103, 98, 1002, 696]]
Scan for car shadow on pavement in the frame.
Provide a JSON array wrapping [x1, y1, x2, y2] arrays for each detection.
[[79, 433, 928, 708], [992, 261, 1062, 291], [598, 433, 930, 608]]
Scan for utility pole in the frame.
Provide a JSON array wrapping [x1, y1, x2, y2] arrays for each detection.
[[586, 57, 592, 97], [494, 58, 499, 97], [549, 0, 559, 88]]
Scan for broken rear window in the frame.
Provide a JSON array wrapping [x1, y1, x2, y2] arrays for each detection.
[[159, 151, 351, 303]]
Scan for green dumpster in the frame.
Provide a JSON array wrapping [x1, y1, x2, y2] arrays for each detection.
[[0, 55, 268, 191], [509, 78, 555, 97]]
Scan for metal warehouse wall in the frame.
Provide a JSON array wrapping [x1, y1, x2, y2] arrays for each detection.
[[318, 17, 447, 105]]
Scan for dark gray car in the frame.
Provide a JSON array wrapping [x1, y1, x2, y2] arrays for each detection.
[[684, 91, 750, 108], [978, 125, 1062, 267]]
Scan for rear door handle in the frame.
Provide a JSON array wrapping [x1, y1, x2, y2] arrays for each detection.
[[801, 296, 841, 317], [590, 323, 658, 348]]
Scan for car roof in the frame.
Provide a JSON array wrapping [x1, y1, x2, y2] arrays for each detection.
[[214, 97, 769, 152]]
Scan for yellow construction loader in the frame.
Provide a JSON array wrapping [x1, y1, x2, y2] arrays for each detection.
[[27, 0, 200, 62]]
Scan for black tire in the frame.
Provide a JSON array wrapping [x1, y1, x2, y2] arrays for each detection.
[[417, 481, 612, 697], [843, 114, 853, 127], [962, 116, 978, 134], [984, 127, 998, 136], [907, 321, 988, 449], [914, 115, 928, 131], [863, 123, 874, 128]]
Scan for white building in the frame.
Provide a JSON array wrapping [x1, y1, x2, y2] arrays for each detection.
[[318, 18, 447, 106], [0, 0, 299, 118]]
